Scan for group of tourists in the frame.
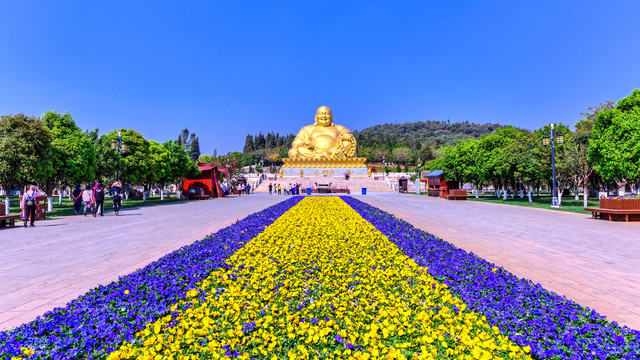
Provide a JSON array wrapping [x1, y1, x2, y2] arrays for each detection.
[[72, 182, 124, 217], [220, 183, 253, 196], [268, 183, 301, 195], [19, 182, 125, 228]]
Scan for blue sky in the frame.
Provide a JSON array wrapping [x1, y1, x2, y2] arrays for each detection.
[[1, 1, 639, 155]]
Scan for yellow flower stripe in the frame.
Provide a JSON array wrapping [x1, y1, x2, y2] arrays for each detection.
[[108, 197, 532, 360]]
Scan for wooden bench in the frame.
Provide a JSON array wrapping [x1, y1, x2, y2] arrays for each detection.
[[0, 202, 21, 228], [446, 190, 468, 200], [191, 190, 210, 200], [585, 207, 640, 222]]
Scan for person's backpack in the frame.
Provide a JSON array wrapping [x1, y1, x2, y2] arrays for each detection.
[[25, 192, 36, 207], [95, 188, 105, 201]]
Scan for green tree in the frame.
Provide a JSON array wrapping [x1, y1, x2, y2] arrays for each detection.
[[164, 140, 200, 197], [243, 135, 254, 153], [454, 139, 485, 197], [105, 129, 153, 197], [0, 114, 51, 213], [589, 89, 640, 194], [94, 134, 120, 184], [198, 154, 216, 165], [391, 147, 412, 165], [41, 111, 97, 206], [479, 127, 527, 199], [188, 135, 200, 162]]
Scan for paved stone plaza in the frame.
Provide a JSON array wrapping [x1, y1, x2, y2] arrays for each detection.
[[1, 193, 638, 331]]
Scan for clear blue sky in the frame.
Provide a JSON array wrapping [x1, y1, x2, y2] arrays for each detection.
[[1, 1, 639, 155]]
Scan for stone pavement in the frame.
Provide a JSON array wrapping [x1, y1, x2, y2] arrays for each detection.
[[354, 193, 640, 330], [0, 194, 286, 330], [1, 192, 639, 332]]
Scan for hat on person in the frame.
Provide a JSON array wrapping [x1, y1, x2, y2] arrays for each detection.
[[30, 185, 36, 190], [75, 184, 81, 188], [86, 184, 92, 190]]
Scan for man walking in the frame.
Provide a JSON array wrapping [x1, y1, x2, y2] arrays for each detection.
[[93, 183, 105, 217], [268, 183, 273, 195], [21, 185, 41, 228], [72, 184, 83, 215]]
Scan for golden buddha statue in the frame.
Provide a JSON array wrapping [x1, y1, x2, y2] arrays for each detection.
[[288, 106, 357, 160], [282, 106, 366, 170]]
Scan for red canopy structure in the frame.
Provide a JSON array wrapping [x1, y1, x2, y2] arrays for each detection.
[[182, 164, 225, 198]]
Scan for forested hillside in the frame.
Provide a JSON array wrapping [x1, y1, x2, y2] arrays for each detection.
[[354, 120, 503, 148], [354, 120, 504, 163]]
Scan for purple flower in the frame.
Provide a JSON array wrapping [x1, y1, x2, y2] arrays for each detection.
[[341, 196, 640, 360], [0, 198, 303, 359], [335, 334, 344, 343]]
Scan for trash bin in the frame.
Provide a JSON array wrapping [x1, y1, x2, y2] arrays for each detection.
[[306, 187, 311, 195], [361, 188, 367, 195]]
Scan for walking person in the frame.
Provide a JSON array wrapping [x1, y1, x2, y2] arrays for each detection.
[[93, 183, 105, 217], [268, 183, 273, 195], [21, 185, 41, 228], [72, 184, 83, 215], [82, 185, 94, 216], [277, 183, 282, 195], [110, 181, 124, 215]]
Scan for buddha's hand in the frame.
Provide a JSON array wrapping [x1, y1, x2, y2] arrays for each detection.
[[339, 133, 357, 157]]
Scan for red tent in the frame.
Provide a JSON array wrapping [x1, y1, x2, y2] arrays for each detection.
[[182, 164, 225, 198]]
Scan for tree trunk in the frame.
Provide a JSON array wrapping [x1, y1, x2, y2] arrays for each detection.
[[558, 189, 563, 205], [502, 188, 507, 201], [47, 197, 53, 212], [583, 179, 588, 208], [58, 185, 63, 205], [519, 189, 524, 198], [528, 187, 533, 202], [475, 188, 479, 198], [160, 184, 164, 200], [4, 194, 10, 214]]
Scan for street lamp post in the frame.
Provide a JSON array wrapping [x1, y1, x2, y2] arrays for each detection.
[[110, 131, 127, 182], [543, 124, 564, 208]]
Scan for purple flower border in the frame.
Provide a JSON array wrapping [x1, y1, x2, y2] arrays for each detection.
[[342, 196, 640, 360], [0, 197, 303, 359]]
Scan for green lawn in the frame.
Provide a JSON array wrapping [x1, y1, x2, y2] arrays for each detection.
[[467, 195, 598, 214], [408, 191, 598, 214], [4, 195, 185, 218]]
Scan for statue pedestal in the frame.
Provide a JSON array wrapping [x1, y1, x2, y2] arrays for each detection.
[[281, 158, 368, 177]]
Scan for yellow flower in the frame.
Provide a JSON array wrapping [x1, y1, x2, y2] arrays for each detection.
[[107, 198, 532, 360]]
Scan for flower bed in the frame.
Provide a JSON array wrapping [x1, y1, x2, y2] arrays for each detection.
[[341, 196, 640, 359], [0, 197, 302, 360], [107, 197, 532, 360], [3, 196, 639, 359]]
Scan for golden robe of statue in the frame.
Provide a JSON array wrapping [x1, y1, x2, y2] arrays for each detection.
[[288, 106, 357, 160]]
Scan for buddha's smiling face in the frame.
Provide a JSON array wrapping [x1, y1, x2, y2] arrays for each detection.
[[315, 106, 333, 127]]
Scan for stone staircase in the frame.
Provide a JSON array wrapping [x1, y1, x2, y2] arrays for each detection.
[[254, 176, 394, 193]]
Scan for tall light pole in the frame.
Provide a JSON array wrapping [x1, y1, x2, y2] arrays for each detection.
[[110, 131, 127, 182], [543, 124, 564, 208]]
